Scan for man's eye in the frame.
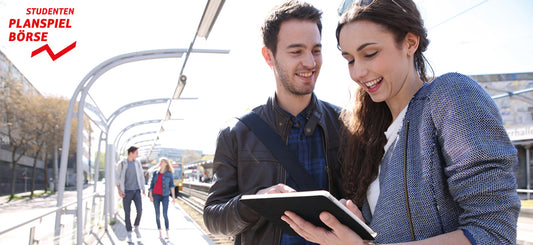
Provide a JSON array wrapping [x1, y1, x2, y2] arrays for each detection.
[[347, 59, 354, 64]]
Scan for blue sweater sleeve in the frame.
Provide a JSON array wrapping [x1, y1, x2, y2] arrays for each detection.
[[430, 73, 521, 244]]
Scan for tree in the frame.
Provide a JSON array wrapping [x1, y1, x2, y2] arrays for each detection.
[[1, 68, 79, 198], [95, 152, 105, 180], [27, 95, 47, 197], [181, 150, 202, 164], [40, 95, 76, 193], [27, 95, 73, 196], [0, 71, 37, 199], [44, 96, 72, 192]]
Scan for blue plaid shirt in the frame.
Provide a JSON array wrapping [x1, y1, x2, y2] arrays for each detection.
[[280, 109, 327, 245]]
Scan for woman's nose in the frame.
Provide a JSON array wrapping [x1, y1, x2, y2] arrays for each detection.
[[350, 62, 367, 82]]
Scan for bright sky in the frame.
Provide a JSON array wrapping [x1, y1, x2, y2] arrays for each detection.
[[0, 0, 532, 157]]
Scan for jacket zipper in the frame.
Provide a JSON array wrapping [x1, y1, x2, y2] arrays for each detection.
[[282, 118, 290, 185], [403, 120, 416, 240], [320, 124, 333, 193], [277, 121, 288, 245]]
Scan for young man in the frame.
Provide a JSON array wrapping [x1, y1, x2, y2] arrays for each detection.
[[115, 146, 146, 242], [203, 1, 344, 244]]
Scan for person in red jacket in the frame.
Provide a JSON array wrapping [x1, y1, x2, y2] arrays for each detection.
[[148, 157, 176, 239]]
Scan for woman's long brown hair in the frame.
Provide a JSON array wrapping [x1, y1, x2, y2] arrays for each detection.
[[341, 88, 391, 205], [337, 0, 432, 205]]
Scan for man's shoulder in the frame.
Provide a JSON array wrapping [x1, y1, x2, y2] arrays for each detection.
[[116, 158, 125, 166], [316, 99, 342, 115], [220, 104, 268, 129]]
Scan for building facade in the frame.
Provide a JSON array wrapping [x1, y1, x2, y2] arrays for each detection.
[[471, 72, 533, 192], [0, 50, 88, 195]]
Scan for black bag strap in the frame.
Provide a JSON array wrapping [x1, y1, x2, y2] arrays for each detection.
[[239, 111, 319, 191]]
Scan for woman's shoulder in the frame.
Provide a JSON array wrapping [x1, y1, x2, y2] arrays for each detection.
[[434, 72, 478, 86], [432, 72, 482, 90], [409, 72, 493, 119], [420, 72, 487, 100]]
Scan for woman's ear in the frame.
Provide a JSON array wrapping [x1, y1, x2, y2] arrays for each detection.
[[262, 46, 274, 67], [404, 32, 420, 56]]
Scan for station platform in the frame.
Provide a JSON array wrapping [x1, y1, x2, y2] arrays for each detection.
[[91, 194, 215, 245], [1, 187, 532, 244]]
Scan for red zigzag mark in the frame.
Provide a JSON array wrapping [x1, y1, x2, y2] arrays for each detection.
[[31, 41, 77, 61]]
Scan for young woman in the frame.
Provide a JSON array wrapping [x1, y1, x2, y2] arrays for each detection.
[[281, 0, 520, 244], [148, 157, 176, 239]]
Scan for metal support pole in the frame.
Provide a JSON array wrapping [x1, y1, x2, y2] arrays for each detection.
[[76, 96, 86, 244], [527, 146, 531, 200], [53, 148, 58, 192], [55, 109, 76, 244], [104, 144, 113, 231], [94, 131, 103, 192], [84, 200, 89, 235], [56, 49, 227, 244], [28, 226, 35, 245], [110, 144, 117, 219], [91, 132, 103, 229]]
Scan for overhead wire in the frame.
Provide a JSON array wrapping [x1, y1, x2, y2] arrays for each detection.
[[428, 0, 489, 30]]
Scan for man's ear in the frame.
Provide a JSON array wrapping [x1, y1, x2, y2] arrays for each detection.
[[262, 46, 274, 67], [404, 32, 420, 56]]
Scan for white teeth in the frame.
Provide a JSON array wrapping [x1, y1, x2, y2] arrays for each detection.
[[364, 77, 383, 88], [298, 72, 312, 77]]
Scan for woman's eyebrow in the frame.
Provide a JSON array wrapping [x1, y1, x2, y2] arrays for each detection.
[[358, 42, 376, 51]]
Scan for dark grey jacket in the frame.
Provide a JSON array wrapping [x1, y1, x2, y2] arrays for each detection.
[[203, 94, 345, 245]]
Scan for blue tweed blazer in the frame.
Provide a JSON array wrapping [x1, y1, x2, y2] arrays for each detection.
[[362, 73, 521, 244]]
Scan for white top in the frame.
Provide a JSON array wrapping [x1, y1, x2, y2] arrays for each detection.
[[367, 106, 408, 215]]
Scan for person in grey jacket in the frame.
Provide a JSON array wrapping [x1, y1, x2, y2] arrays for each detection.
[[203, 1, 345, 244], [282, 0, 521, 244], [115, 146, 146, 242]]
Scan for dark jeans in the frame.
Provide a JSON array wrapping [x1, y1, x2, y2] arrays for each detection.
[[123, 189, 142, 232], [152, 194, 169, 230]]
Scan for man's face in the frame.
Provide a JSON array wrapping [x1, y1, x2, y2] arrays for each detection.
[[265, 19, 322, 97], [130, 150, 138, 159]]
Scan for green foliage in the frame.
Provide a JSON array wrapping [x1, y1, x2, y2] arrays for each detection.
[[1, 64, 84, 197], [7, 194, 22, 201], [95, 152, 106, 180]]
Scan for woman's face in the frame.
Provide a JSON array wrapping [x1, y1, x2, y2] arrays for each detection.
[[338, 20, 412, 104], [160, 160, 167, 169]]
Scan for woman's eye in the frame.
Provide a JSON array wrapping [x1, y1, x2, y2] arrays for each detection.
[[347, 59, 354, 64], [365, 51, 378, 58]]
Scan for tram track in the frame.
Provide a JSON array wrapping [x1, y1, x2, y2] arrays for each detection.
[[177, 185, 234, 245], [177, 192, 204, 214]]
